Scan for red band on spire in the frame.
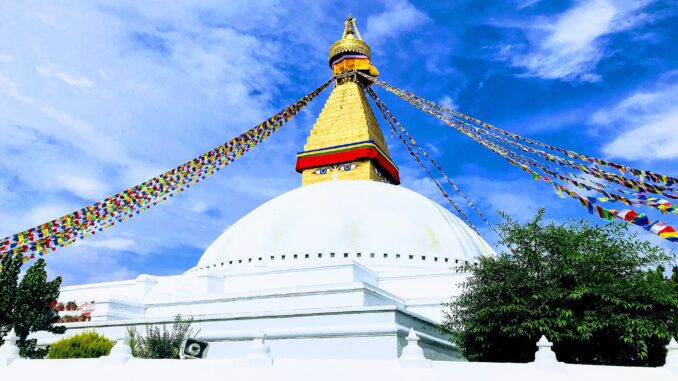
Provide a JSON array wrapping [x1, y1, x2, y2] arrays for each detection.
[[296, 142, 400, 184]]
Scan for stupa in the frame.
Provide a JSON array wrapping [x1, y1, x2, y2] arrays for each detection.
[[35, 16, 495, 361]]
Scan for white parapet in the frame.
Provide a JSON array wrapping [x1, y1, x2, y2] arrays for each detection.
[[100, 332, 134, 365], [666, 337, 678, 368], [135, 274, 159, 299], [0, 329, 20, 367], [533, 335, 559, 364], [399, 328, 431, 368], [196, 268, 225, 295], [240, 331, 273, 366], [0, 352, 677, 381], [90, 298, 146, 321]]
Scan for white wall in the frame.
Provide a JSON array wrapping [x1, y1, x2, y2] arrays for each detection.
[[1, 354, 676, 381]]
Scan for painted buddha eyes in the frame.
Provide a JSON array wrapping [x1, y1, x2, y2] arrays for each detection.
[[338, 163, 357, 171], [313, 167, 332, 175], [312, 163, 359, 175]]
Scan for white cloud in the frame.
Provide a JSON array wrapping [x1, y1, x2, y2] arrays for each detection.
[[602, 111, 678, 160], [503, 0, 653, 82], [77, 238, 135, 251], [86, 268, 136, 283], [43, 247, 137, 285], [25, 204, 78, 227], [365, 0, 430, 43], [438, 95, 459, 111], [516, 0, 542, 9], [456, 176, 546, 222], [39, 106, 95, 134], [228, 174, 299, 200], [0, 73, 36, 103], [54, 173, 110, 200], [189, 201, 211, 214], [591, 77, 678, 160], [36, 64, 93, 90], [591, 81, 678, 125], [404, 176, 445, 204], [424, 143, 440, 156]]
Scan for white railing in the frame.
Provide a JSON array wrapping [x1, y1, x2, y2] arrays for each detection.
[[1, 329, 677, 381]]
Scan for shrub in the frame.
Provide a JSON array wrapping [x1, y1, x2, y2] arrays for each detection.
[[444, 210, 678, 366], [47, 331, 114, 359], [128, 315, 198, 359]]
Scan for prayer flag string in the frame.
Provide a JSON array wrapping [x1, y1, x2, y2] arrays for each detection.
[[450, 115, 678, 199], [452, 117, 678, 243], [444, 116, 678, 215], [1, 79, 333, 260], [374, 79, 677, 189], [361, 87, 478, 233], [365, 86, 498, 237], [367, 75, 678, 192], [359, 74, 678, 244]]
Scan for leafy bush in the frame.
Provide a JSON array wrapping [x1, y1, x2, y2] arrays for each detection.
[[444, 209, 678, 366], [128, 315, 198, 359], [47, 331, 114, 359]]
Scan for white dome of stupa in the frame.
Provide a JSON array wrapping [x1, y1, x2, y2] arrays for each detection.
[[193, 180, 494, 272]]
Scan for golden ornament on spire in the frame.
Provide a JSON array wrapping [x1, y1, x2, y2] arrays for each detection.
[[295, 15, 397, 186], [328, 15, 380, 77]]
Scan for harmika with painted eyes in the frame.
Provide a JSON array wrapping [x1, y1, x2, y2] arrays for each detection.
[[313, 162, 359, 175]]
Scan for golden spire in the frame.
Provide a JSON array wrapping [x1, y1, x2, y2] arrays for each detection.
[[328, 15, 379, 77], [294, 16, 397, 186]]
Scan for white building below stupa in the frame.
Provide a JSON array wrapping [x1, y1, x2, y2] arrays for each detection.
[[34, 16, 495, 361]]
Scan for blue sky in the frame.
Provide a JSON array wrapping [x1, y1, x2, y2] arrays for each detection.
[[0, 1, 676, 285]]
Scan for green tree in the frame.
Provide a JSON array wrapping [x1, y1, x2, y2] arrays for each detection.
[[0, 254, 65, 358], [443, 209, 678, 366], [0, 254, 22, 341]]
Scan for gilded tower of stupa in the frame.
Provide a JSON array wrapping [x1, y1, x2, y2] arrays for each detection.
[[295, 15, 400, 186]]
